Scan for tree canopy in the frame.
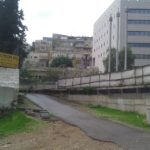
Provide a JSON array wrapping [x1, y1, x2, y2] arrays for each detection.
[[0, 0, 27, 67], [50, 56, 73, 68], [103, 47, 135, 73]]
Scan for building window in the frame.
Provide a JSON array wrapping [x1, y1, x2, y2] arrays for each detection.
[[128, 20, 150, 25], [135, 54, 150, 59], [93, 57, 95, 66], [128, 31, 150, 36], [128, 43, 150, 48], [128, 9, 150, 14]]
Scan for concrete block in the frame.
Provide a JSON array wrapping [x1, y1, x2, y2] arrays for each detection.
[[146, 107, 150, 124]]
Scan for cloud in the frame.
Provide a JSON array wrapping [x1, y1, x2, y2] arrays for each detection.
[[19, 0, 114, 44]]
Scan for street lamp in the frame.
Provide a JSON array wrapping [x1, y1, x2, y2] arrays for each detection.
[[116, 10, 120, 72], [124, 7, 128, 70], [108, 15, 113, 73]]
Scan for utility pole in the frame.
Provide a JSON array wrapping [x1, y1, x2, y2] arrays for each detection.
[[124, 8, 128, 70], [108, 15, 113, 73], [116, 10, 120, 72]]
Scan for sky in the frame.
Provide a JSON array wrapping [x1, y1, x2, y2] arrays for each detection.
[[19, 0, 114, 44]]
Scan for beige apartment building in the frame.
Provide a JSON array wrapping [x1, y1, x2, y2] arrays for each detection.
[[93, 0, 150, 72]]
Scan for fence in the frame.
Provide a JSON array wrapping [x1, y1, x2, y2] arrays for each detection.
[[58, 65, 150, 89]]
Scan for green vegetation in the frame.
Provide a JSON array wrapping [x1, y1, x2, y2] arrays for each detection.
[[46, 69, 60, 81], [20, 69, 32, 79], [0, 111, 38, 137], [83, 87, 95, 94], [103, 47, 135, 73], [50, 56, 73, 68], [0, 0, 27, 67], [88, 105, 150, 129]]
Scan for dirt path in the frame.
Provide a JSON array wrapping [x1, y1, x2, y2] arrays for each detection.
[[0, 121, 122, 150]]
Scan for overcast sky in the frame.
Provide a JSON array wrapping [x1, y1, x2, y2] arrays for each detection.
[[19, 0, 114, 44]]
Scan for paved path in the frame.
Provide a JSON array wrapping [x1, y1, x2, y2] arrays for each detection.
[[26, 94, 150, 150]]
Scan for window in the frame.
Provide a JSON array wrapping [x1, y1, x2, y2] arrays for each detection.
[[128, 9, 150, 14], [128, 31, 150, 36], [93, 57, 95, 66], [135, 54, 150, 59], [128, 20, 150, 25], [113, 35, 115, 40], [128, 43, 150, 48]]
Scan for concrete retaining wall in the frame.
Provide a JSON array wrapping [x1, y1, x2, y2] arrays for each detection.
[[0, 67, 19, 108], [0, 87, 18, 108], [58, 65, 150, 88], [20, 83, 57, 91], [63, 93, 150, 115]]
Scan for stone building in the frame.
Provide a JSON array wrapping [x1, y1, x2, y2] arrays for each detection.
[[32, 37, 52, 53], [24, 34, 93, 69], [24, 37, 52, 68], [52, 34, 92, 68]]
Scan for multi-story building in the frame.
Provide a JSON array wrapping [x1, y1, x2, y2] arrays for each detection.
[[52, 34, 92, 68], [23, 37, 52, 68], [24, 34, 93, 69], [32, 37, 52, 53], [24, 52, 50, 68], [93, 0, 150, 72]]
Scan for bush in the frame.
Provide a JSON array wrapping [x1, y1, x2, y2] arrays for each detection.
[[50, 56, 73, 68]]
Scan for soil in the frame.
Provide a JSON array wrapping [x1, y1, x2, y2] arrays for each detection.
[[0, 121, 123, 150]]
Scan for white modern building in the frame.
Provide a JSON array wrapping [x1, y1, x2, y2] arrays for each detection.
[[93, 0, 150, 72]]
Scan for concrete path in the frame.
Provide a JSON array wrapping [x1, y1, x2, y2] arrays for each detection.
[[26, 94, 150, 150]]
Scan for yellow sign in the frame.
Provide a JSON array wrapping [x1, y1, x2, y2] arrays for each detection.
[[0, 52, 19, 69]]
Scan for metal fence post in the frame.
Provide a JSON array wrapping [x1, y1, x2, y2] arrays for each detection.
[[109, 73, 111, 88], [80, 76, 82, 89], [99, 74, 101, 88], [72, 77, 74, 88], [65, 78, 67, 88], [142, 66, 144, 85], [134, 67, 136, 86], [89, 75, 92, 87]]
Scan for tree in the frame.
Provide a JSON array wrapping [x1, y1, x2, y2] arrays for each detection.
[[72, 57, 80, 68], [103, 47, 135, 73], [0, 0, 27, 67], [20, 69, 32, 79], [119, 47, 135, 71], [46, 69, 60, 82], [50, 56, 73, 68], [103, 48, 116, 73]]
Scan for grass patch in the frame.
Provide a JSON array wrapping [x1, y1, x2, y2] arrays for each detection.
[[0, 111, 39, 137], [88, 105, 150, 130]]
